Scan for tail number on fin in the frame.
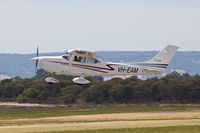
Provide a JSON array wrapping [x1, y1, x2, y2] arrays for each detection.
[[118, 67, 139, 73], [153, 59, 162, 62]]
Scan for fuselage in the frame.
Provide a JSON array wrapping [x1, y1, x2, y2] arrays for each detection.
[[31, 45, 179, 84], [32, 56, 159, 77]]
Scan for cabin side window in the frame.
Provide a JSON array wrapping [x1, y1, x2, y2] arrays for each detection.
[[87, 58, 100, 64], [74, 56, 86, 63]]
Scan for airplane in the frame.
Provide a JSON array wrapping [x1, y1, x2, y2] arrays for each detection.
[[31, 45, 179, 84]]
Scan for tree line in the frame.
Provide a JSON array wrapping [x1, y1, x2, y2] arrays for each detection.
[[0, 69, 200, 104]]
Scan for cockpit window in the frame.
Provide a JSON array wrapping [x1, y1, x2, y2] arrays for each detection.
[[87, 58, 100, 64]]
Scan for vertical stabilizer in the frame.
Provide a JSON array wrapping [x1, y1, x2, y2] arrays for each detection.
[[147, 45, 179, 65]]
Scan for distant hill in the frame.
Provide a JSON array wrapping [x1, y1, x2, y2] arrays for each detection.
[[0, 51, 199, 78]]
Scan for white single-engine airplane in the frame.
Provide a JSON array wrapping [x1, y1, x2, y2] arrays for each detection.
[[31, 45, 179, 84]]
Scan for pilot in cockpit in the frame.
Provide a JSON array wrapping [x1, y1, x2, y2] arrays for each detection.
[[74, 56, 79, 62]]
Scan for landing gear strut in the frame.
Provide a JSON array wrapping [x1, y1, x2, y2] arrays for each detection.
[[45, 72, 60, 84]]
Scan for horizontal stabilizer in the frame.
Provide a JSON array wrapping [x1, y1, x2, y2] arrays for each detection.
[[143, 68, 164, 75]]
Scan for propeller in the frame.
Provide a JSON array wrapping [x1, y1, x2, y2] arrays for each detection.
[[35, 46, 39, 73]]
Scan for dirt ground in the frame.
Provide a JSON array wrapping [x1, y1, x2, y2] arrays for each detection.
[[1, 111, 200, 122], [0, 102, 66, 108]]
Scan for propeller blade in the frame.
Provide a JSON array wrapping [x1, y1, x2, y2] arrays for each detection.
[[35, 60, 38, 73], [35, 46, 39, 73], [36, 46, 39, 57]]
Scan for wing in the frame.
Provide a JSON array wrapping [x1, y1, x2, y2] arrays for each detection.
[[68, 49, 97, 58]]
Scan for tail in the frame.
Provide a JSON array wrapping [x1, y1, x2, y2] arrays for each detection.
[[127, 45, 179, 75], [147, 45, 179, 65], [139, 45, 179, 75], [129, 45, 179, 75]]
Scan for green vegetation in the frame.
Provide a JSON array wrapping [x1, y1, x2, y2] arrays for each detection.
[[0, 105, 200, 119], [16, 88, 39, 103], [33, 125, 200, 133], [0, 69, 200, 104]]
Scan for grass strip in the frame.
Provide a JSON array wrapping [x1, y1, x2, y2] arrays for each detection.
[[0, 105, 200, 119], [33, 125, 200, 133]]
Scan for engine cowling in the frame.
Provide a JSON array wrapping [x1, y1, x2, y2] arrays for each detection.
[[72, 77, 91, 84]]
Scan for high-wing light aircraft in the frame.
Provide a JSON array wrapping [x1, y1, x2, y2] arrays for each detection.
[[31, 45, 179, 84]]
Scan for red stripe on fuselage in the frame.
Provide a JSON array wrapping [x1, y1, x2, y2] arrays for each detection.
[[72, 63, 115, 71], [49, 61, 167, 70], [149, 65, 167, 68], [49, 61, 116, 71], [49, 61, 69, 65]]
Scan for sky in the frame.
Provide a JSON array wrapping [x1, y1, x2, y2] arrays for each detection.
[[0, 0, 200, 53]]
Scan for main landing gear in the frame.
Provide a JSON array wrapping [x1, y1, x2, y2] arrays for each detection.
[[72, 76, 90, 85], [45, 73, 90, 85]]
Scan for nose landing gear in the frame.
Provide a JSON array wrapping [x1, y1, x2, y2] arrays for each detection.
[[45, 72, 60, 84], [45, 77, 60, 84]]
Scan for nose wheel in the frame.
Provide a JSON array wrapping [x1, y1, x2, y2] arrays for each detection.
[[45, 72, 60, 84]]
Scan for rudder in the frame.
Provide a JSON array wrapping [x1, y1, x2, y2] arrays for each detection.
[[147, 45, 179, 65]]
